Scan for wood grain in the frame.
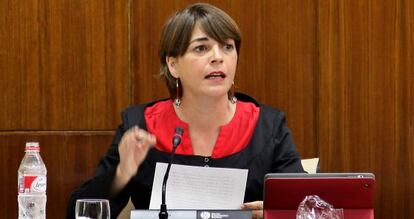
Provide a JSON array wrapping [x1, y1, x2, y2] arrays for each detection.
[[317, 0, 414, 218], [0, 0, 130, 130]]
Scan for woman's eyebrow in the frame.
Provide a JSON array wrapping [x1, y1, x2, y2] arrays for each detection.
[[189, 37, 209, 44]]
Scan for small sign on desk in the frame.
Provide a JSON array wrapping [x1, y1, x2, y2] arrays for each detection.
[[131, 209, 252, 219]]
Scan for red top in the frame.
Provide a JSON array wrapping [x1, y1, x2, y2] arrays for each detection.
[[144, 100, 260, 158]]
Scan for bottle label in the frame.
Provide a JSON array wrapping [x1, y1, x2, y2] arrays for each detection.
[[18, 175, 47, 193]]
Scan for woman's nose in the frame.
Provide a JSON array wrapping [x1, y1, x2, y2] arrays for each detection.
[[210, 46, 223, 64]]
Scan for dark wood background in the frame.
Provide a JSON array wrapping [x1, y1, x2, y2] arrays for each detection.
[[0, 0, 412, 218]]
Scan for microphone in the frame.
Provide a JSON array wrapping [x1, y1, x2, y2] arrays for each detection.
[[159, 126, 184, 219]]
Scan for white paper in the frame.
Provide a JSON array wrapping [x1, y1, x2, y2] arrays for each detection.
[[149, 163, 248, 210]]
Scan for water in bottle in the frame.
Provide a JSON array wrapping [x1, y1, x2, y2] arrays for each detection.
[[18, 142, 47, 219]]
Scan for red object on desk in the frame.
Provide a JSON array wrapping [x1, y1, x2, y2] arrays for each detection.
[[263, 173, 375, 219]]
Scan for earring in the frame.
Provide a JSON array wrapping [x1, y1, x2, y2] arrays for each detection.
[[174, 79, 181, 107], [230, 81, 237, 104]]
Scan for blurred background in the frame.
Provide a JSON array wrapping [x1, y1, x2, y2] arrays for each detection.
[[0, 0, 412, 218]]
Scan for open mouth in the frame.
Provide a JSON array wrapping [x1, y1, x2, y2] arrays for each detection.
[[205, 72, 226, 79]]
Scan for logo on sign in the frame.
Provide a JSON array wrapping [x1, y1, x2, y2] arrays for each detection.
[[200, 211, 211, 219]]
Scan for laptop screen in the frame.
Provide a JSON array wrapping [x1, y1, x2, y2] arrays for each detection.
[[264, 173, 375, 211]]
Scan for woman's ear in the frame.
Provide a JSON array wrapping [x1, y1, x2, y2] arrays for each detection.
[[166, 56, 179, 78]]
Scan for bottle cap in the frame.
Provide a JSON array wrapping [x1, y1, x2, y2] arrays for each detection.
[[25, 142, 40, 151]]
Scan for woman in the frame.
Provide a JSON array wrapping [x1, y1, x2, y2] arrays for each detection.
[[67, 3, 304, 219]]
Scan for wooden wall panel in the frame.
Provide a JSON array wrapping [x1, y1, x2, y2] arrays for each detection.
[[132, 0, 167, 103], [317, 0, 346, 171], [259, 0, 317, 157], [0, 0, 131, 218], [0, 133, 113, 218], [403, 0, 414, 210], [0, 0, 130, 130], [318, 0, 414, 218], [395, 0, 414, 216]]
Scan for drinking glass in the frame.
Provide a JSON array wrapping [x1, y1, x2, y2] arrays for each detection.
[[75, 199, 110, 219]]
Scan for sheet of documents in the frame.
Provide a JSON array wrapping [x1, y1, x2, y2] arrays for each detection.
[[149, 163, 248, 210]]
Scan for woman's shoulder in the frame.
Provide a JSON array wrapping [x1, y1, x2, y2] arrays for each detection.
[[120, 98, 171, 128], [236, 92, 285, 119], [122, 99, 170, 114]]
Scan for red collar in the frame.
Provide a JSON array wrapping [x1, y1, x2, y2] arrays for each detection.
[[144, 100, 260, 158]]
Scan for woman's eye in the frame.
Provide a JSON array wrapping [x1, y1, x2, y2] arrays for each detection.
[[224, 44, 234, 51], [194, 45, 207, 53]]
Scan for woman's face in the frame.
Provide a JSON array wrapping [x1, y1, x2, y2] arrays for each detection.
[[167, 24, 238, 101]]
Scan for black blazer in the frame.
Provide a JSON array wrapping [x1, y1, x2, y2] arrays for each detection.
[[66, 93, 304, 218]]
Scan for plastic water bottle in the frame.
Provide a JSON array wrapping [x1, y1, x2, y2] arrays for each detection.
[[18, 142, 47, 219]]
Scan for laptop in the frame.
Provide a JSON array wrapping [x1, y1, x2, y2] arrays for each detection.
[[263, 173, 375, 219]]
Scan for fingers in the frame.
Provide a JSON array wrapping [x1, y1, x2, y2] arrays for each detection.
[[251, 210, 263, 219], [241, 201, 263, 219], [131, 126, 156, 149], [118, 126, 156, 176], [241, 201, 263, 210], [126, 126, 156, 162]]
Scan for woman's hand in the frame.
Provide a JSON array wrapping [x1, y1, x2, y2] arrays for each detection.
[[112, 126, 156, 194], [241, 201, 263, 219]]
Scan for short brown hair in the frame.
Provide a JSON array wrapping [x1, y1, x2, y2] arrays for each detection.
[[158, 3, 241, 99]]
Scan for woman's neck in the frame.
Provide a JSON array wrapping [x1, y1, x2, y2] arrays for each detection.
[[174, 94, 236, 130]]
